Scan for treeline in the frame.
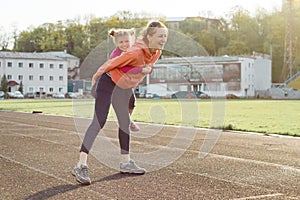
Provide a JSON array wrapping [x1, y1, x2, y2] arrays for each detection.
[[1, 8, 300, 82]]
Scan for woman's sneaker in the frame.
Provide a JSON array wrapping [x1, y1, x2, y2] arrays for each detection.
[[120, 160, 146, 174], [130, 121, 140, 132], [72, 164, 91, 185]]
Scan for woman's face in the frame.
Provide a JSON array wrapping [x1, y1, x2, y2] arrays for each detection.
[[116, 35, 131, 52], [147, 28, 168, 51]]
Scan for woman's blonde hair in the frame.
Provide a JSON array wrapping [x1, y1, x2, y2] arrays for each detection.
[[140, 20, 167, 45]]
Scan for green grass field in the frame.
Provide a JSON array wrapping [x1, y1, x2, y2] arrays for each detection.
[[0, 99, 299, 136]]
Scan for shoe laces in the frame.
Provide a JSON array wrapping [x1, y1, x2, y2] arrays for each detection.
[[129, 160, 139, 169], [81, 165, 89, 177]]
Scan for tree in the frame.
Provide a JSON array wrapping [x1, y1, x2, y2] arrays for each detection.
[[39, 21, 68, 51], [225, 40, 249, 55], [227, 7, 257, 55], [18, 81, 23, 94], [263, 11, 286, 82], [0, 74, 8, 93]]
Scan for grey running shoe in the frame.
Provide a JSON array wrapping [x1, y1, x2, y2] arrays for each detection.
[[72, 164, 91, 185], [120, 160, 146, 175]]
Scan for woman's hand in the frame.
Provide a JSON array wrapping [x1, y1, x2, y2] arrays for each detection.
[[91, 84, 96, 98], [92, 76, 97, 86]]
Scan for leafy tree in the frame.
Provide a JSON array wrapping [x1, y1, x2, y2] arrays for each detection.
[[39, 21, 67, 51], [227, 6, 255, 55], [18, 81, 23, 94], [225, 40, 249, 55], [0, 74, 8, 93], [65, 21, 90, 63], [14, 27, 44, 52], [262, 11, 285, 82], [0, 29, 10, 50]]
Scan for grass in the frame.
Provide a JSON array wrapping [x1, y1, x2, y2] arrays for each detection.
[[0, 98, 299, 136]]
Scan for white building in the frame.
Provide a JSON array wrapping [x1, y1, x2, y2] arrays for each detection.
[[144, 55, 271, 98], [40, 51, 80, 80], [0, 51, 73, 95]]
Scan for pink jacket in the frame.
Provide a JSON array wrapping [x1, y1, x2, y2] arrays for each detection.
[[110, 47, 143, 74]]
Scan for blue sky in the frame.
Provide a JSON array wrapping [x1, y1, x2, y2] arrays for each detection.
[[1, 0, 282, 31]]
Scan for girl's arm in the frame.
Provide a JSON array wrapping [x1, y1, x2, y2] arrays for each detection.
[[120, 66, 143, 74]]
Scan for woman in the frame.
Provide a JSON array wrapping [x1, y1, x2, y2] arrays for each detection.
[[72, 20, 168, 185]]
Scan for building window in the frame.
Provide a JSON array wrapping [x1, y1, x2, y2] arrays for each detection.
[[0, 61, 2, 67], [49, 64, 54, 69], [49, 76, 54, 81], [7, 62, 12, 67], [59, 64, 63, 69], [29, 75, 33, 80], [18, 62, 23, 68], [29, 63, 34, 68], [29, 87, 34, 92], [59, 88, 63, 92], [7, 75, 12, 79], [49, 88, 54, 92], [59, 76, 63, 81], [39, 63, 44, 68], [18, 75, 23, 81], [39, 76, 44, 81]]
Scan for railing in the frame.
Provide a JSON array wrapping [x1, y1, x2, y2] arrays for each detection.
[[278, 71, 300, 88]]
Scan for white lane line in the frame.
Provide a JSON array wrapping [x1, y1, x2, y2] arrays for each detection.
[[231, 193, 284, 200], [207, 153, 300, 173], [0, 154, 112, 200]]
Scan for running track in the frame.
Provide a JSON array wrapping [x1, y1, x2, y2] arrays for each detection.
[[0, 111, 299, 199]]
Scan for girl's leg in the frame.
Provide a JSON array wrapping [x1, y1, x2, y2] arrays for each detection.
[[129, 90, 140, 131]]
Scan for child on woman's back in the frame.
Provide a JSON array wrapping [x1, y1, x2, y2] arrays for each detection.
[[107, 28, 144, 131]]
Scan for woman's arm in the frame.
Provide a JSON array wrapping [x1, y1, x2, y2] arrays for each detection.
[[111, 48, 143, 74], [92, 51, 140, 84]]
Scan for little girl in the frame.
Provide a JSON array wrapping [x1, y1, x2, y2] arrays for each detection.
[[91, 28, 143, 131], [108, 28, 142, 131]]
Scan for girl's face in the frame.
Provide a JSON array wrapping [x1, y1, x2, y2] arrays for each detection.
[[115, 35, 131, 52], [147, 28, 168, 51]]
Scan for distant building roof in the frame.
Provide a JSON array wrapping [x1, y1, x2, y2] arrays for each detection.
[[39, 51, 79, 60], [157, 56, 242, 65], [166, 17, 186, 22], [0, 51, 64, 61]]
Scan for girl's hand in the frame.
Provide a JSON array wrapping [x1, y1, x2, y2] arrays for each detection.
[[142, 66, 152, 74]]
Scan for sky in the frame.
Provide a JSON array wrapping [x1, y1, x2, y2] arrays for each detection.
[[1, 0, 282, 31]]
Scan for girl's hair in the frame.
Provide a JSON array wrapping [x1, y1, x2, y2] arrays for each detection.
[[108, 28, 135, 44], [141, 20, 167, 45]]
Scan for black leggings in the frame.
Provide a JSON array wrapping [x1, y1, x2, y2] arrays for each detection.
[[80, 73, 133, 154]]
